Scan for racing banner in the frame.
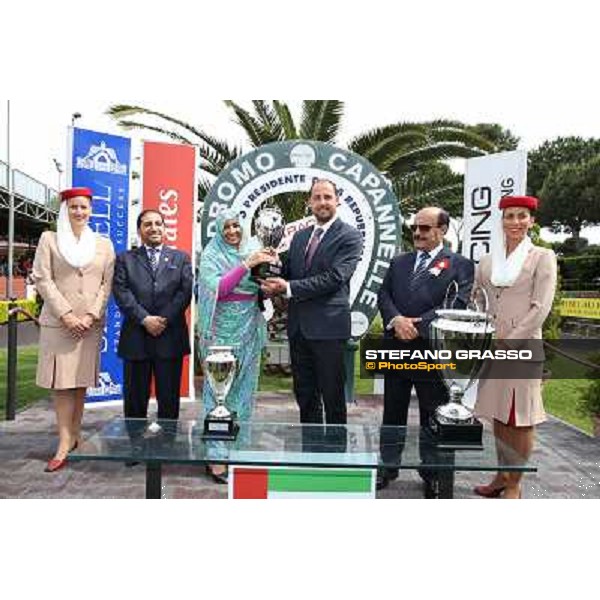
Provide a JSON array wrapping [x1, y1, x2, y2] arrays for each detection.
[[69, 127, 131, 403], [141, 141, 197, 398], [460, 150, 527, 408], [462, 150, 527, 264]]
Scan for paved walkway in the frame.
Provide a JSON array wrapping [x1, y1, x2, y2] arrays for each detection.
[[1, 394, 599, 499]]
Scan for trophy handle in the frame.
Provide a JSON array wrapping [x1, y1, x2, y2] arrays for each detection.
[[443, 280, 459, 310], [471, 286, 490, 314]]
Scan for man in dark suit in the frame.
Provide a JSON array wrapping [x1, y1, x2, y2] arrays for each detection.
[[261, 179, 363, 428], [113, 209, 193, 421], [377, 206, 474, 496]]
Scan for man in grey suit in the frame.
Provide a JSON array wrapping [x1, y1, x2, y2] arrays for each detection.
[[113, 209, 193, 421], [261, 179, 363, 426]]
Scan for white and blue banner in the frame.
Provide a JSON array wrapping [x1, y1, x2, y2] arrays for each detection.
[[461, 150, 527, 264], [69, 127, 131, 403]]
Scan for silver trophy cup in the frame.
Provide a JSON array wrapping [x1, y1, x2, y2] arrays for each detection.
[[429, 283, 495, 445], [203, 346, 239, 439], [252, 206, 285, 279]]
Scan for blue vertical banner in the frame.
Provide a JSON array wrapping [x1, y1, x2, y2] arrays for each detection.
[[70, 127, 131, 403]]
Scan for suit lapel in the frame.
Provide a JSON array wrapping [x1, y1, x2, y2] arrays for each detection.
[[416, 248, 451, 283], [134, 246, 153, 276], [155, 246, 172, 280], [295, 227, 313, 276], [306, 219, 341, 271]]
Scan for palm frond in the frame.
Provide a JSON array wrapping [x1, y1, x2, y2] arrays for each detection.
[[107, 104, 240, 164], [224, 100, 267, 146], [273, 101, 298, 139], [196, 176, 214, 204], [427, 124, 495, 152], [386, 144, 486, 177], [349, 123, 428, 157], [252, 101, 283, 140], [348, 127, 429, 169], [115, 120, 234, 175], [116, 120, 195, 145], [299, 100, 344, 142]]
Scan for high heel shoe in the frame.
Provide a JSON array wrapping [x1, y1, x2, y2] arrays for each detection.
[[474, 483, 506, 498], [45, 457, 67, 473], [205, 466, 228, 484], [69, 440, 79, 453]]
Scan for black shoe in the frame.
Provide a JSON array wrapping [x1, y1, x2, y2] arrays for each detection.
[[125, 461, 140, 467], [423, 480, 439, 499], [376, 468, 399, 491], [209, 470, 228, 485]]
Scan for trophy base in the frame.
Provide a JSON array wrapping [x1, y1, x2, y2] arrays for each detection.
[[251, 262, 282, 281], [202, 413, 240, 440], [427, 416, 483, 450]]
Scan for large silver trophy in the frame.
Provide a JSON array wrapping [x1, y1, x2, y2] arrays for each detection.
[[203, 346, 239, 440], [429, 283, 495, 446], [251, 206, 285, 280]]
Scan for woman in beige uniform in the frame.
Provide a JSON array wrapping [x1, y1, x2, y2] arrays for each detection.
[[33, 187, 115, 472], [473, 195, 557, 499]]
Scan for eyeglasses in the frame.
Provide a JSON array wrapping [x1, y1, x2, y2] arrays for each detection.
[[410, 224, 435, 232]]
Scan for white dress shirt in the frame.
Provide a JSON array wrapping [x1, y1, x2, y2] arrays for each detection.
[[387, 242, 445, 330]]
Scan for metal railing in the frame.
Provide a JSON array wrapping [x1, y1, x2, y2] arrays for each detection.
[[4, 303, 39, 420], [0, 159, 58, 208]]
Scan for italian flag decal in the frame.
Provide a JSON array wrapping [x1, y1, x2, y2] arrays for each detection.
[[230, 467, 376, 499]]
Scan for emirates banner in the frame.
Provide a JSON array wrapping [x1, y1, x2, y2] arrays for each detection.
[[461, 150, 527, 264], [141, 141, 197, 398]]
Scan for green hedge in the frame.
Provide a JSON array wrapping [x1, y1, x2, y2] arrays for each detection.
[[0, 299, 40, 325], [559, 256, 600, 290]]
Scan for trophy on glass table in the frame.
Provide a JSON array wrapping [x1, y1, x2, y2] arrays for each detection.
[[203, 346, 239, 440], [251, 206, 285, 280], [429, 283, 495, 446]]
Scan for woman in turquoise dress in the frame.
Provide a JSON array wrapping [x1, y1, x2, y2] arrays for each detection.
[[197, 209, 274, 483]]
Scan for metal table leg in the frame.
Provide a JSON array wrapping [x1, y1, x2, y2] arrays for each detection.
[[146, 462, 162, 499]]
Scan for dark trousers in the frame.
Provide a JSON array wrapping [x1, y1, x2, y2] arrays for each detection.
[[289, 333, 347, 452], [289, 332, 347, 425], [123, 357, 183, 420], [381, 375, 450, 482]]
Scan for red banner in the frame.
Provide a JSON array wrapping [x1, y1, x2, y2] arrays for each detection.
[[142, 141, 196, 397]]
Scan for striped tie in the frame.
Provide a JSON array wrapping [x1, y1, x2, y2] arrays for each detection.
[[148, 247, 158, 272], [305, 228, 323, 269], [409, 251, 430, 291]]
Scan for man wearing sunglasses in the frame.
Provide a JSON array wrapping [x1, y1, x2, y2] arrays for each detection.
[[377, 206, 475, 497]]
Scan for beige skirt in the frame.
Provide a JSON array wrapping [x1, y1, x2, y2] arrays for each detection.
[[474, 377, 546, 427], [36, 324, 102, 390]]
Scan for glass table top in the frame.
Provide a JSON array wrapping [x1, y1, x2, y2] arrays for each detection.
[[65, 418, 535, 472]]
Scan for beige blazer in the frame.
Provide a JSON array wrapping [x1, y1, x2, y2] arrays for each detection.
[[33, 231, 115, 327], [474, 246, 557, 426]]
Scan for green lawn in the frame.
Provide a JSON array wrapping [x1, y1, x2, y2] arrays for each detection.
[[0, 346, 48, 419], [542, 378, 593, 434]]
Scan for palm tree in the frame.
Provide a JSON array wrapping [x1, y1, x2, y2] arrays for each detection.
[[107, 101, 498, 218]]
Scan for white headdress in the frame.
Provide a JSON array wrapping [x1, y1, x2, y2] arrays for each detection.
[[490, 219, 533, 287], [56, 201, 97, 268]]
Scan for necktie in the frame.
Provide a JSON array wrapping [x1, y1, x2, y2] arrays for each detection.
[[410, 251, 430, 290], [305, 228, 323, 268], [148, 247, 159, 272]]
